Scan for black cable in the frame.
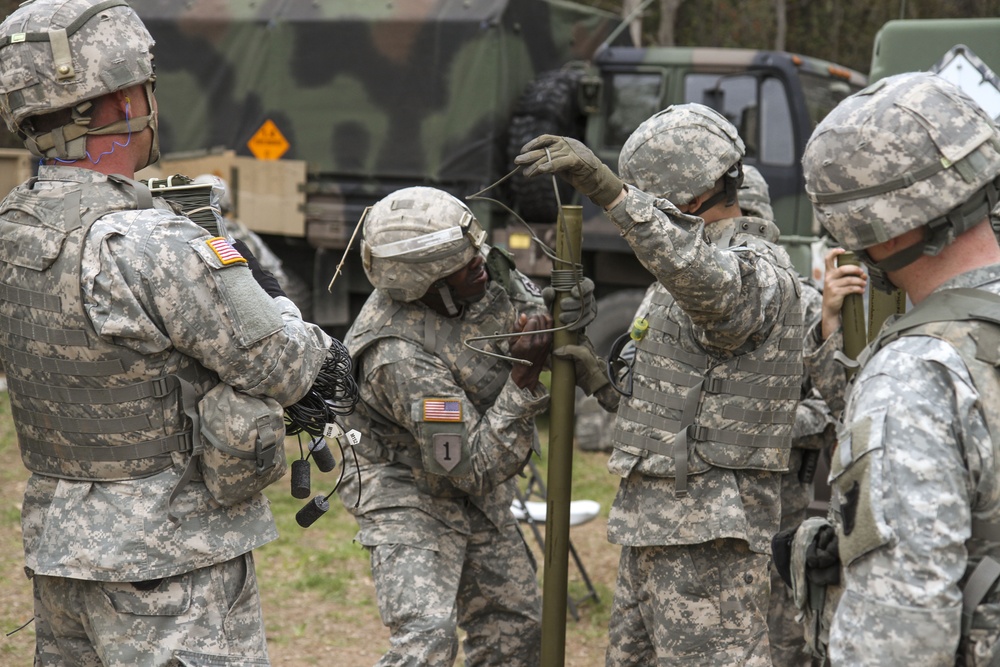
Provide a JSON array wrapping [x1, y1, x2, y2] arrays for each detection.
[[5, 617, 34, 637], [284, 339, 360, 438]]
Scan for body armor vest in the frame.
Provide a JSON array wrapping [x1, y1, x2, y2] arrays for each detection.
[[613, 222, 803, 494], [866, 287, 1000, 662], [345, 281, 515, 477], [0, 172, 213, 481]]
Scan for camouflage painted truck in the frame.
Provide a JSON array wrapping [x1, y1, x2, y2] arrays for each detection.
[[127, 0, 866, 359]]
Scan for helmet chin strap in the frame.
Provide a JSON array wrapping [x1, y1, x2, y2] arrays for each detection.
[[857, 176, 1000, 293], [692, 162, 744, 217], [22, 80, 158, 164], [434, 282, 461, 317]]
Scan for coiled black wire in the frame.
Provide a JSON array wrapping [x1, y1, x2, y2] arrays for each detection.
[[284, 337, 359, 438]]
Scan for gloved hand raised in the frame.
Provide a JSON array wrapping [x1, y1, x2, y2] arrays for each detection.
[[542, 277, 597, 331], [515, 135, 625, 208], [231, 238, 287, 299]]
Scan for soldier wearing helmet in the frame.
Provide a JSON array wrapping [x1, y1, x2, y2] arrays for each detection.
[[734, 165, 839, 667], [517, 105, 805, 665], [0, 1, 333, 664], [799, 72, 1000, 665], [337, 186, 564, 665]]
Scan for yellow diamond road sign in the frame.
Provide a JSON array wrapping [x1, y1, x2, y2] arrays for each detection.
[[247, 119, 289, 160]]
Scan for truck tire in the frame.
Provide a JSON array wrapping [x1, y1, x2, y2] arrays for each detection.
[[575, 288, 646, 452], [507, 66, 587, 223]]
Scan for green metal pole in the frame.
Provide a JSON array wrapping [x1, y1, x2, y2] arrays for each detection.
[[540, 205, 582, 667], [836, 251, 867, 376]]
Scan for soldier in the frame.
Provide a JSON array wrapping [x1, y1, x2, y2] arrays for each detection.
[[337, 186, 559, 666], [517, 105, 804, 665], [0, 1, 332, 665], [801, 71, 1000, 665], [740, 166, 836, 667]]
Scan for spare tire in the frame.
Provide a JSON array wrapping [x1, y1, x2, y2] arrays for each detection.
[[507, 65, 587, 223]]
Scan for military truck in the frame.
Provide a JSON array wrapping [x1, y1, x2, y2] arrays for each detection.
[[127, 0, 866, 348]]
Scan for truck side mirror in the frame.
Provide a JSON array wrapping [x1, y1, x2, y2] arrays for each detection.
[[578, 73, 602, 115], [703, 87, 725, 112]]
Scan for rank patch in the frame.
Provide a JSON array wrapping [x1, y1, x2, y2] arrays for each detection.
[[423, 398, 462, 422], [206, 236, 247, 266]]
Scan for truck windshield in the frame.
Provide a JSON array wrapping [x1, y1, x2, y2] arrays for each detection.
[[684, 73, 794, 166], [604, 71, 664, 148], [798, 71, 858, 128]]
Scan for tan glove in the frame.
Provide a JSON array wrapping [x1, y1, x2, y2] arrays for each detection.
[[541, 277, 597, 331], [552, 335, 609, 396], [515, 135, 624, 208]]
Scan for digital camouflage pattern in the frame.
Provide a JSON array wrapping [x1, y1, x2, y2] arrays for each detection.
[[198, 382, 287, 507], [741, 164, 775, 222], [0, 0, 153, 129], [0, 0, 156, 160], [736, 164, 834, 664], [596, 108, 803, 658], [828, 265, 1000, 666], [8, 166, 332, 582], [607, 538, 772, 666], [3, 166, 330, 664], [804, 72, 1000, 252], [618, 103, 745, 207], [338, 266, 548, 664], [738, 170, 832, 666], [801, 70, 1000, 666], [32, 553, 269, 666], [367, 515, 541, 666], [771, 251, 835, 667], [190, 172, 296, 289], [603, 196, 802, 499], [803, 322, 848, 419], [361, 186, 481, 303]]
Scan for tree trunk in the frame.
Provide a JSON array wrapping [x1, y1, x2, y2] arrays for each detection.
[[622, 0, 643, 47], [657, 0, 684, 47], [774, 0, 787, 51]]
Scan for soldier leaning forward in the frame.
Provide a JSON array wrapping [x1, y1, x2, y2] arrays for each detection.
[[337, 186, 558, 666]]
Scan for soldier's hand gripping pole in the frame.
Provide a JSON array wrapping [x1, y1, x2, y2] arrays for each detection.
[[541, 204, 583, 667], [837, 251, 867, 377]]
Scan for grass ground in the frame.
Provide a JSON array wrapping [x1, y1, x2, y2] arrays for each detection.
[[0, 397, 622, 666]]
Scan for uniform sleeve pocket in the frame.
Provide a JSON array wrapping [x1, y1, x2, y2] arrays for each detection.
[[830, 407, 893, 566], [190, 236, 282, 346], [412, 397, 470, 478]]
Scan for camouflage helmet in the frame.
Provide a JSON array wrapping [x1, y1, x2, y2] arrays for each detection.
[[361, 187, 487, 303], [0, 0, 156, 159], [619, 103, 745, 207], [804, 72, 1000, 254], [193, 174, 233, 215], [740, 165, 774, 221]]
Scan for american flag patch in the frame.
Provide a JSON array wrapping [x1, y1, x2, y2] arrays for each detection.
[[206, 236, 247, 266], [423, 398, 462, 422]]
